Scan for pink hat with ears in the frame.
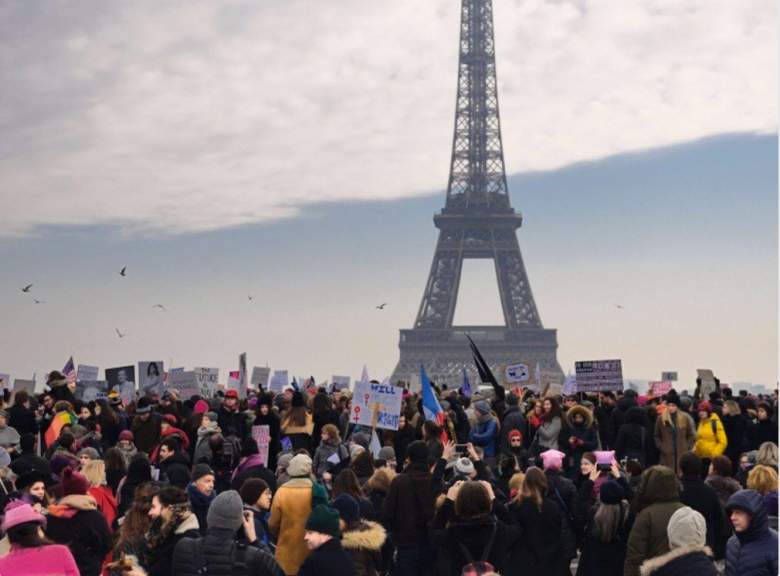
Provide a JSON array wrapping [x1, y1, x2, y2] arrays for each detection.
[[540, 449, 566, 471], [2, 501, 46, 532], [594, 450, 616, 466]]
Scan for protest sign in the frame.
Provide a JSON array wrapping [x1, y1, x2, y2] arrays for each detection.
[[193, 367, 219, 398], [661, 371, 678, 382], [75, 380, 109, 402], [562, 373, 577, 396], [650, 381, 673, 397], [0, 374, 10, 392], [13, 379, 35, 394], [269, 370, 289, 393], [574, 359, 623, 392], [505, 362, 530, 384], [106, 365, 136, 405], [332, 375, 351, 391], [251, 425, 270, 465], [76, 365, 99, 383], [351, 381, 403, 430], [139, 361, 165, 397], [251, 367, 271, 389], [238, 353, 247, 398], [168, 370, 199, 400], [228, 371, 240, 391], [697, 369, 717, 398]]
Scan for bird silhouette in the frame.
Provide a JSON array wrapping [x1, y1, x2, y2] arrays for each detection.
[[115, 328, 125, 338], [119, 267, 127, 277], [152, 304, 167, 311], [21, 284, 33, 293], [376, 303, 387, 310], [248, 295, 254, 301], [33, 299, 46, 304], [615, 304, 624, 310]]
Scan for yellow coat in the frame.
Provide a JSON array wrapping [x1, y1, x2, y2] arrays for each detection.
[[693, 413, 727, 458], [269, 478, 313, 576]]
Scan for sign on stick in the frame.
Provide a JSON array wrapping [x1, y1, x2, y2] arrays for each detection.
[[574, 360, 624, 392]]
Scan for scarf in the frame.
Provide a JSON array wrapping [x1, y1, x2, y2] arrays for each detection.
[[231, 454, 266, 482]]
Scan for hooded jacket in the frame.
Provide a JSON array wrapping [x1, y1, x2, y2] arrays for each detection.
[[341, 520, 387, 576], [725, 490, 778, 576], [173, 526, 284, 576], [46, 494, 112, 576], [158, 450, 191, 489], [616, 406, 650, 464], [143, 512, 200, 576], [382, 462, 435, 547], [624, 466, 684, 576], [560, 405, 599, 467], [680, 474, 728, 559], [639, 545, 717, 576], [694, 413, 728, 459]]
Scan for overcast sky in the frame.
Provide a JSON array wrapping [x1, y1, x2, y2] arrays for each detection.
[[1, 1, 777, 389]]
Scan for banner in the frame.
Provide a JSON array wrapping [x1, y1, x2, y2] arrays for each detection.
[[238, 353, 247, 398], [76, 365, 99, 383], [269, 370, 289, 393], [505, 362, 530, 383], [562, 373, 577, 396], [168, 370, 199, 400], [650, 380, 673, 397], [105, 365, 137, 406], [228, 371, 240, 391], [0, 374, 10, 392], [139, 361, 165, 397], [574, 359, 623, 392], [351, 380, 404, 430], [251, 425, 270, 466], [193, 367, 219, 398], [13, 379, 35, 394], [251, 367, 271, 389], [332, 375, 351, 391], [661, 371, 678, 382]]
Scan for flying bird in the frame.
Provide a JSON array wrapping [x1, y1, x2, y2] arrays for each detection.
[[615, 304, 624, 310], [248, 295, 254, 301], [376, 303, 387, 310], [119, 267, 127, 277], [115, 328, 125, 339], [21, 284, 33, 293], [33, 299, 46, 304], [152, 304, 167, 311]]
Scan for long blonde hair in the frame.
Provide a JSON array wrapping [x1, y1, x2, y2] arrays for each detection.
[[81, 459, 107, 487], [757, 442, 778, 468], [515, 467, 546, 511]]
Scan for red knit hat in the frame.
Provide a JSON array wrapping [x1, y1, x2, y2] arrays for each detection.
[[697, 401, 713, 415], [162, 414, 177, 426], [193, 399, 210, 415], [61, 468, 90, 496], [508, 429, 523, 442]]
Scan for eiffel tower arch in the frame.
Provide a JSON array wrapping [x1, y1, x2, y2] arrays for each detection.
[[391, 0, 563, 389]]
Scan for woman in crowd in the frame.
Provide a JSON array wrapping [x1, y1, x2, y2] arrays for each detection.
[[559, 405, 599, 478], [281, 391, 314, 454], [576, 480, 630, 576], [81, 458, 118, 530], [104, 446, 127, 495], [117, 454, 152, 517], [16, 470, 51, 511], [721, 400, 749, 472], [193, 411, 222, 465], [116, 430, 138, 468], [332, 469, 375, 520], [313, 423, 350, 480], [746, 465, 779, 529], [693, 401, 728, 468], [239, 477, 274, 549], [332, 493, 387, 576], [254, 394, 282, 470], [749, 403, 778, 449], [141, 485, 200, 576], [311, 393, 341, 450], [532, 397, 563, 454], [615, 406, 649, 467], [96, 399, 122, 451], [705, 454, 743, 506], [114, 483, 161, 563], [757, 441, 778, 470], [654, 398, 695, 475], [231, 436, 277, 492]]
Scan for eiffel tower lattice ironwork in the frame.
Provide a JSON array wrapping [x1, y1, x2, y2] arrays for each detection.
[[391, 0, 563, 388]]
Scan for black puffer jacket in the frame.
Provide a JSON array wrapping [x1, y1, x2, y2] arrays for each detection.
[[545, 469, 580, 560], [639, 545, 717, 576], [142, 513, 200, 576], [725, 490, 778, 576], [615, 406, 650, 465], [172, 527, 284, 576]]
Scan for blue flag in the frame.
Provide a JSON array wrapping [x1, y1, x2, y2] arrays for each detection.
[[460, 367, 472, 398], [420, 365, 444, 423]]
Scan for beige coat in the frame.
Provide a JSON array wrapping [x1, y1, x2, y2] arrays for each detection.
[[269, 478, 313, 575]]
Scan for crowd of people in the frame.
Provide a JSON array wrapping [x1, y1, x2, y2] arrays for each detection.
[[0, 369, 774, 576]]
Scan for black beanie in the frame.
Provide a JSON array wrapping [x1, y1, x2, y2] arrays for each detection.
[[406, 440, 429, 465]]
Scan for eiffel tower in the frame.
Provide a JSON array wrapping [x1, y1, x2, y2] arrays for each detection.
[[391, 0, 563, 389]]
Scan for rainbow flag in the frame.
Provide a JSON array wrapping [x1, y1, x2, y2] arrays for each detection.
[[45, 411, 74, 447]]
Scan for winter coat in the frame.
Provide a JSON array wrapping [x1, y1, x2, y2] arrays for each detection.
[[312, 408, 341, 449], [545, 469, 580, 560], [131, 413, 162, 454], [392, 424, 418, 471], [158, 450, 191, 489], [680, 475, 728, 559], [312, 438, 350, 479], [748, 419, 777, 451], [654, 411, 695, 474], [186, 482, 215, 536], [468, 417, 499, 458], [506, 497, 563, 576], [0, 544, 80, 576], [576, 502, 630, 576], [560, 406, 599, 471], [340, 520, 386, 576], [88, 485, 118, 530], [218, 405, 247, 438], [240, 504, 273, 550], [624, 466, 685, 576], [193, 422, 221, 465], [117, 457, 153, 517], [149, 426, 191, 461], [298, 538, 356, 576], [8, 403, 37, 436], [706, 474, 743, 507], [231, 454, 278, 493], [694, 414, 728, 459], [280, 412, 314, 454], [432, 499, 519, 576], [382, 462, 436, 547], [725, 490, 778, 576], [269, 477, 315, 575], [610, 395, 638, 445], [500, 406, 527, 452], [595, 403, 616, 449], [534, 416, 562, 452], [143, 512, 200, 576], [722, 413, 749, 464], [173, 526, 284, 576], [616, 406, 651, 465], [46, 494, 112, 576], [640, 545, 717, 576]]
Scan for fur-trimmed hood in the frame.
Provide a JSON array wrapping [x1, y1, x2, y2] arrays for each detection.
[[640, 545, 712, 576], [341, 520, 387, 552], [175, 511, 200, 535], [565, 405, 594, 428]]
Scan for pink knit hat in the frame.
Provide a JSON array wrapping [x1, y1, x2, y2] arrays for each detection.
[[193, 399, 210, 415], [62, 468, 90, 496], [2, 501, 46, 532], [540, 449, 566, 471]]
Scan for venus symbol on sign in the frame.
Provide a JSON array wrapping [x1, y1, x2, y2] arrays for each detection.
[[353, 406, 361, 423]]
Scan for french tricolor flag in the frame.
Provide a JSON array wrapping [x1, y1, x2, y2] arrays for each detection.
[[420, 365, 445, 425]]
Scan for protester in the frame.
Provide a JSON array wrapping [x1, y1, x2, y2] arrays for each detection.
[[187, 463, 216, 534], [576, 480, 630, 576], [724, 490, 778, 576], [172, 490, 284, 576], [81, 458, 119, 529], [469, 401, 499, 461], [239, 477, 274, 549], [194, 411, 222, 464], [0, 501, 80, 576], [677, 451, 727, 559], [8, 390, 37, 437], [231, 436, 277, 491], [281, 391, 314, 454], [255, 394, 282, 469], [693, 401, 728, 464], [705, 454, 742, 506], [639, 506, 717, 576], [132, 398, 162, 455], [540, 448, 579, 568], [332, 493, 387, 576], [313, 423, 350, 479], [0, 409, 21, 455], [218, 389, 247, 438], [118, 454, 153, 517], [532, 397, 562, 454], [748, 403, 777, 449], [299, 504, 356, 576], [615, 406, 650, 467], [721, 400, 749, 472], [16, 470, 51, 511], [104, 446, 127, 494], [114, 483, 161, 562], [10, 433, 50, 477], [746, 465, 779, 529], [654, 398, 695, 475], [143, 485, 200, 576], [560, 404, 599, 477], [117, 430, 139, 467]]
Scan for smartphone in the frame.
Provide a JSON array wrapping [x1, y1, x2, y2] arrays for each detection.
[[597, 463, 611, 472], [455, 444, 468, 454]]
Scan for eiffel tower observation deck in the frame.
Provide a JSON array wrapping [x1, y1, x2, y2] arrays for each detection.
[[391, 0, 564, 389]]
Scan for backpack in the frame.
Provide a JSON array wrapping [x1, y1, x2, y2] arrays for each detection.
[[190, 537, 249, 576], [458, 523, 497, 576], [220, 435, 241, 470]]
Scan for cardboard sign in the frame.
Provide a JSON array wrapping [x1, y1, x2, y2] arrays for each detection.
[[75, 380, 109, 402], [650, 381, 673, 397], [697, 369, 717, 398], [351, 381, 403, 430], [13, 379, 35, 394], [251, 367, 271, 389], [139, 361, 165, 397], [105, 365, 137, 406], [562, 373, 577, 396], [332, 375, 351, 391], [574, 359, 624, 392], [76, 365, 99, 383], [193, 367, 219, 398], [238, 353, 247, 398], [661, 371, 678, 382], [168, 370, 199, 400], [505, 362, 530, 383], [0, 374, 10, 392], [269, 370, 289, 393], [251, 425, 270, 466]]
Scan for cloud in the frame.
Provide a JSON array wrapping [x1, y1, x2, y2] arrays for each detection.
[[0, 0, 775, 236]]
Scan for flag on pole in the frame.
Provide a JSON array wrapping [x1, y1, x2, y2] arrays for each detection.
[[420, 365, 444, 423], [45, 410, 74, 447], [63, 356, 76, 386], [460, 368, 472, 398], [535, 361, 541, 388], [291, 377, 300, 391]]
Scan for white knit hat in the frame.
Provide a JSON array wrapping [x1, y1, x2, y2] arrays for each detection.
[[667, 506, 706, 549]]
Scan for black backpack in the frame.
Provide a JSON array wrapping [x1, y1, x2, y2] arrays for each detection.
[[190, 538, 248, 576]]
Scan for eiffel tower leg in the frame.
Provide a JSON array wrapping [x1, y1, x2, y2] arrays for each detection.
[[494, 238, 542, 329], [414, 232, 464, 329]]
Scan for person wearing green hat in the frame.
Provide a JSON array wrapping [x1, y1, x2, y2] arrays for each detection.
[[298, 505, 356, 576]]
